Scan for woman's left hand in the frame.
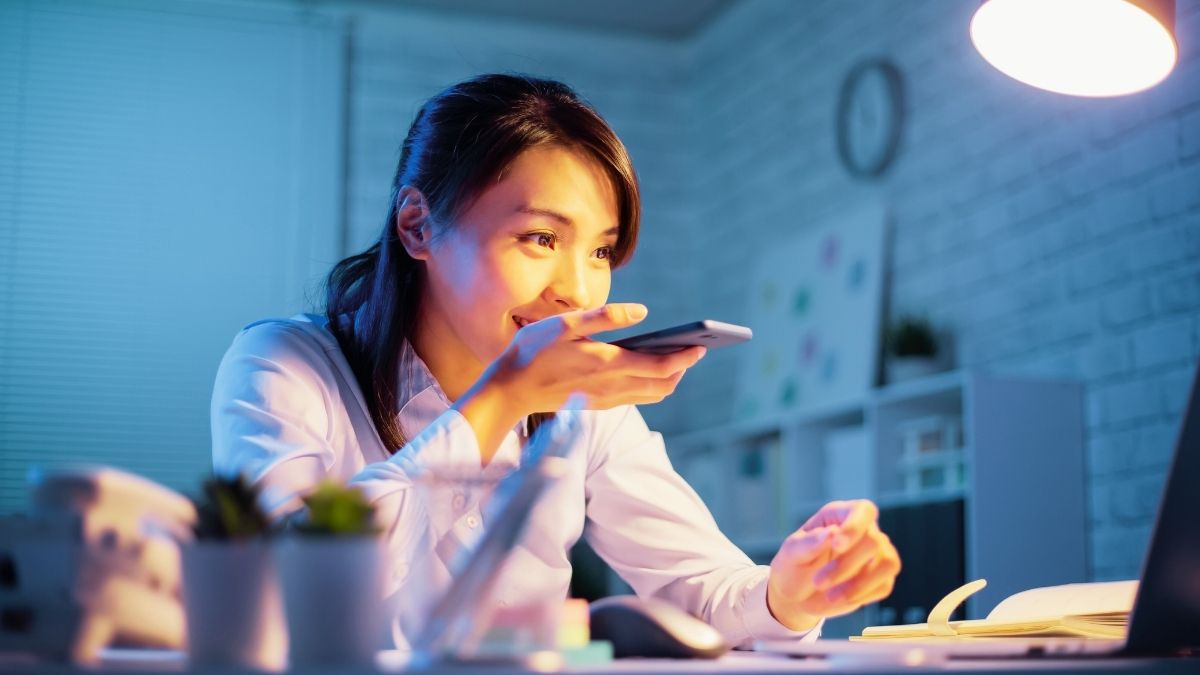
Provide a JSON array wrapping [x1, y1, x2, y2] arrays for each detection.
[[764, 500, 901, 632]]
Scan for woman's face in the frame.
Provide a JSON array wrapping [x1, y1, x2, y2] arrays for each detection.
[[418, 144, 621, 371]]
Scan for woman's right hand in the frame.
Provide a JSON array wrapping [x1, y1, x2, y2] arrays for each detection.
[[493, 303, 706, 414], [453, 303, 706, 460]]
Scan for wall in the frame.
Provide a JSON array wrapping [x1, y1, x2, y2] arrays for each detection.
[[681, 0, 1200, 581]]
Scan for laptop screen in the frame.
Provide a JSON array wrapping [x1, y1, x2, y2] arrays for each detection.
[[1125, 361, 1200, 655]]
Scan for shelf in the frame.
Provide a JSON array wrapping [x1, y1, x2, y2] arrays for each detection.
[[874, 488, 966, 510], [670, 398, 865, 448], [871, 369, 965, 405], [670, 370, 968, 449]]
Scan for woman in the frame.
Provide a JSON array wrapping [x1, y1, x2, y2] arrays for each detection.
[[211, 74, 900, 648]]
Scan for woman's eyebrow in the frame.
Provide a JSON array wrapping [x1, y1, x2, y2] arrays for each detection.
[[516, 205, 619, 238], [517, 205, 573, 224]]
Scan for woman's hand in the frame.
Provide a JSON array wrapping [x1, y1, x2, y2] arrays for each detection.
[[454, 303, 705, 460], [493, 303, 706, 412], [765, 500, 901, 632]]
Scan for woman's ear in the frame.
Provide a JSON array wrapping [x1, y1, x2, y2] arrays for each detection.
[[395, 185, 433, 260]]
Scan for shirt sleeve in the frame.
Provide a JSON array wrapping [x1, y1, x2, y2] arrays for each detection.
[[347, 410, 486, 648], [210, 321, 341, 518], [582, 405, 822, 646]]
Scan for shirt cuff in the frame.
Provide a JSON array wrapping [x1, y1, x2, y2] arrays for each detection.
[[740, 568, 823, 643]]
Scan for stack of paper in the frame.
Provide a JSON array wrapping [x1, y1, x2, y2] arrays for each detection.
[[855, 579, 1137, 641]]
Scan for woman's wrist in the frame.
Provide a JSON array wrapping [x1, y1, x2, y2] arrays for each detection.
[[766, 583, 824, 633], [452, 373, 526, 464]]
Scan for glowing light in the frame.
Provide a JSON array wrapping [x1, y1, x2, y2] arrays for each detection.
[[970, 0, 1177, 97]]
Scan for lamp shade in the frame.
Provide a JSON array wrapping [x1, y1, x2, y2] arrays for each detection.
[[970, 0, 1177, 97]]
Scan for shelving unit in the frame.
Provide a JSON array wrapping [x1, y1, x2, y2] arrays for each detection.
[[666, 370, 1086, 636]]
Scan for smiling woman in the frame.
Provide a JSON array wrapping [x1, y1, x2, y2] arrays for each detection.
[[210, 73, 900, 652]]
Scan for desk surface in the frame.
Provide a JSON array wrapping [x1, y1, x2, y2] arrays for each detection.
[[2, 649, 1198, 675]]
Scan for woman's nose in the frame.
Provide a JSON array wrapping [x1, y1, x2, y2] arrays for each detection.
[[548, 256, 591, 309]]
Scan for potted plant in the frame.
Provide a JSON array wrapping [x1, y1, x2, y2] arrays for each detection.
[[885, 314, 943, 383], [181, 474, 287, 670], [273, 480, 389, 667]]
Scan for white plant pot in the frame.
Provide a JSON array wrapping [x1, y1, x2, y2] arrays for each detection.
[[887, 356, 941, 384], [274, 536, 389, 667], [181, 540, 287, 671]]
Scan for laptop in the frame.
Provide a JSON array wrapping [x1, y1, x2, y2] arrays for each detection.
[[760, 361, 1200, 660]]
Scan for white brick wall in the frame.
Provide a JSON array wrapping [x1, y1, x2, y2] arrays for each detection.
[[326, 0, 1197, 581], [680, 0, 1200, 581]]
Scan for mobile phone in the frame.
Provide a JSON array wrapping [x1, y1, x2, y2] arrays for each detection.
[[608, 320, 753, 354]]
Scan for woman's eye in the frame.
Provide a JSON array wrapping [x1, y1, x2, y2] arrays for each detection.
[[594, 246, 614, 261], [524, 232, 556, 248]]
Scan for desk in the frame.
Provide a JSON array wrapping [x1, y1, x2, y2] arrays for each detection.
[[2, 650, 1197, 675]]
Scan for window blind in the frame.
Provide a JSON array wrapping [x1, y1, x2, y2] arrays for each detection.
[[0, 0, 346, 511]]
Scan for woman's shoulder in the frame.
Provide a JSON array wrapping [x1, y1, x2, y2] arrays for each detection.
[[228, 313, 339, 358], [217, 313, 352, 387]]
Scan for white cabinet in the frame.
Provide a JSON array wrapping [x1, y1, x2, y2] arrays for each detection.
[[667, 370, 1086, 635]]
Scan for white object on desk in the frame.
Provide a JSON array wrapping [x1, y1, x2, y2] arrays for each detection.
[[0, 466, 195, 663]]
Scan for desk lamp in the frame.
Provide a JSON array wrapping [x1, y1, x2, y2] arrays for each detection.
[[970, 0, 1177, 96]]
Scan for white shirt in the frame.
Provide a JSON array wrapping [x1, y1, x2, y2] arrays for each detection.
[[210, 313, 820, 647]]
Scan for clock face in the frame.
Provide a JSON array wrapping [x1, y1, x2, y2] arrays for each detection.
[[837, 59, 904, 178]]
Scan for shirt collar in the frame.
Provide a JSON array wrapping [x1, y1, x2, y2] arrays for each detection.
[[396, 340, 451, 438], [395, 340, 530, 464]]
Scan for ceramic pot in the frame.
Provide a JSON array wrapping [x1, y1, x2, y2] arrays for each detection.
[[181, 540, 287, 670], [274, 536, 388, 667]]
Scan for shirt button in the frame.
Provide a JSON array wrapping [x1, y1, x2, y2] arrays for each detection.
[[452, 493, 466, 510], [465, 514, 479, 528]]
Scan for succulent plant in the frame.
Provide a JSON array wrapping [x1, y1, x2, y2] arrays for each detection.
[[887, 314, 938, 358], [294, 480, 380, 537], [192, 474, 271, 540]]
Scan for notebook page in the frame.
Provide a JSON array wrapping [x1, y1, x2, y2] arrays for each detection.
[[987, 581, 1138, 622]]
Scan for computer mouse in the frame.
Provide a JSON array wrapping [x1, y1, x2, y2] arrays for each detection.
[[588, 595, 730, 659]]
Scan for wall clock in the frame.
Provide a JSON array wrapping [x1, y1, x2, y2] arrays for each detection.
[[836, 58, 905, 179]]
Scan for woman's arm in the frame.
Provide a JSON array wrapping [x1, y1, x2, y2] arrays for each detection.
[[581, 405, 822, 646], [211, 321, 340, 518]]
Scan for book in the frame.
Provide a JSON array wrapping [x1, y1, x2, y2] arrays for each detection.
[[853, 578, 1137, 641]]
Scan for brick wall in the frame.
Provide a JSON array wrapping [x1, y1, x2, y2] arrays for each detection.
[[680, 0, 1200, 581]]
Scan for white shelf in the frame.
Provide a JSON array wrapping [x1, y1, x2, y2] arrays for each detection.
[[873, 487, 966, 510], [871, 368, 966, 405]]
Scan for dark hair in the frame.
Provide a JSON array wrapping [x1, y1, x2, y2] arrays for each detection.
[[325, 74, 641, 452]]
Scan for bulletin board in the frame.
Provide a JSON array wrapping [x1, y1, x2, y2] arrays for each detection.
[[734, 205, 886, 420]]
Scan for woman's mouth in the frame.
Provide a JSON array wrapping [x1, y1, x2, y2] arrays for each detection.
[[512, 315, 532, 329]]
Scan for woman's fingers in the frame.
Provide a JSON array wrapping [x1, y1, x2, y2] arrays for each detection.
[[606, 344, 706, 377], [559, 303, 648, 337], [829, 501, 879, 550], [827, 549, 901, 605], [813, 528, 884, 588], [587, 373, 688, 408], [846, 573, 897, 607]]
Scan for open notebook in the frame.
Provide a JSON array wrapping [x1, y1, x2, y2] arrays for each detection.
[[853, 578, 1137, 641]]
